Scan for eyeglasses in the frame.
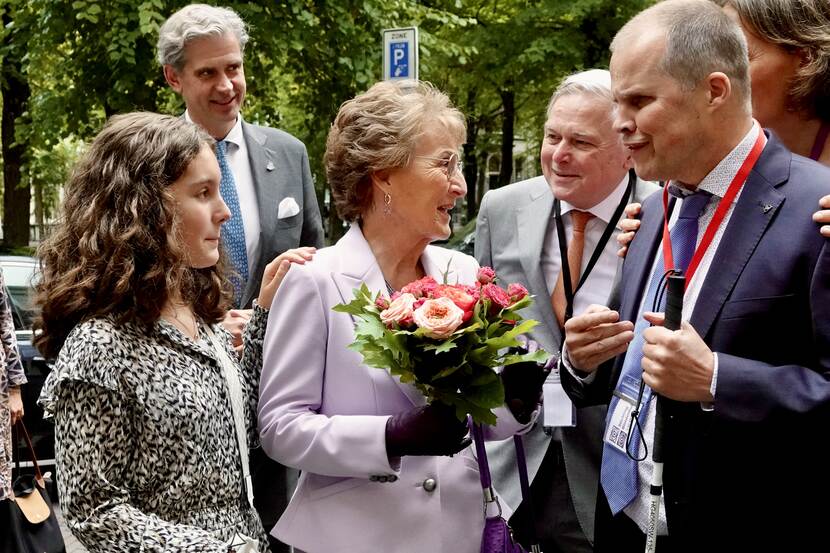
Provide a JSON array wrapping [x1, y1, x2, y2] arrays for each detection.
[[416, 153, 464, 181]]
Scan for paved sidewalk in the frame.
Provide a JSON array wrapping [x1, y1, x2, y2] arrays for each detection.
[[55, 504, 88, 553]]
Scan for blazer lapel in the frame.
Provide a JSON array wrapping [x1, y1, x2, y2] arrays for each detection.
[[618, 196, 665, 323], [241, 122, 280, 306], [330, 225, 426, 407], [690, 136, 788, 339], [516, 186, 561, 347]]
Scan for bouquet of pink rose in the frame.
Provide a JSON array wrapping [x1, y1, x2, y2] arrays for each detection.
[[333, 266, 549, 425]]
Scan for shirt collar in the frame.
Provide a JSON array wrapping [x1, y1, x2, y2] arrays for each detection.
[[559, 172, 630, 223], [670, 120, 760, 199], [183, 111, 244, 148]]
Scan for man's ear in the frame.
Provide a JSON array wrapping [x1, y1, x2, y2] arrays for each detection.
[[163, 65, 184, 94], [705, 72, 732, 110]]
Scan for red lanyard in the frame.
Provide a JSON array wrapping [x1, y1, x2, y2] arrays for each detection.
[[661, 127, 767, 290]]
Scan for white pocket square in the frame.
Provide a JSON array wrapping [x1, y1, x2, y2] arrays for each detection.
[[278, 197, 300, 219]]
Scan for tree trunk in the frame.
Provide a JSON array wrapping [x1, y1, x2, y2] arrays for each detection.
[[477, 149, 488, 207], [33, 180, 43, 241], [463, 90, 479, 224], [1, 12, 32, 248], [497, 86, 515, 189]]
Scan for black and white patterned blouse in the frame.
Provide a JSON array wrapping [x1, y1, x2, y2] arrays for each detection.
[[39, 306, 270, 552]]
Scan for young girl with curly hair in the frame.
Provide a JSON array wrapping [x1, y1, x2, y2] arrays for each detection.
[[35, 112, 312, 552]]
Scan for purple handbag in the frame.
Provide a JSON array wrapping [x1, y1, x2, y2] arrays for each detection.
[[470, 421, 541, 553]]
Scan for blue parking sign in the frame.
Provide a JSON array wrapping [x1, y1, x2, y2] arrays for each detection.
[[383, 27, 418, 81], [390, 42, 409, 78]]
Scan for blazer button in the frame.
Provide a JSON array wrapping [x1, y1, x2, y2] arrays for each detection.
[[388, 475, 398, 483], [369, 475, 380, 482], [422, 478, 437, 492]]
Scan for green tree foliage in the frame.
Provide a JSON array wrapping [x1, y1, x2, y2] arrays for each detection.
[[0, 0, 652, 247]]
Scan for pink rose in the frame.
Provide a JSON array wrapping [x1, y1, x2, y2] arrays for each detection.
[[481, 283, 512, 312], [400, 276, 438, 298], [507, 283, 529, 303], [380, 293, 417, 327], [375, 295, 390, 310], [477, 266, 496, 284], [413, 297, 465, 339], [432, 284, 477, 311]]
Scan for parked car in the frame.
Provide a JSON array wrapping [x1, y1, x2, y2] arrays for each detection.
[[0, 255, 54, 468], [443, 219, 477, 256]]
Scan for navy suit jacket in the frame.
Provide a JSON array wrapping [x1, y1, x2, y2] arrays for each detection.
[[563, 132, 830, 548]]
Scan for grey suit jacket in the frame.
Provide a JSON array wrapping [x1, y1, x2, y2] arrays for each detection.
[[474, 173, 658, 543], [239, 122, 325, 308]]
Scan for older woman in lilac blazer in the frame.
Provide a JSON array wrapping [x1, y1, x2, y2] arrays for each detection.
[[258, 81, 544, 553]]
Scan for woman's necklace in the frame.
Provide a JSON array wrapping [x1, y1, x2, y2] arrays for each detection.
[[162, 305, 200, 341]]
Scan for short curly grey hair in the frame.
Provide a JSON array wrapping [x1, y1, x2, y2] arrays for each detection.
[[157, 4, 249, 71], [325, 80, 466, 222]]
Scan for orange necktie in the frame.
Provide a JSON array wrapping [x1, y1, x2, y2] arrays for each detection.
[[552, 210, 594, 328]]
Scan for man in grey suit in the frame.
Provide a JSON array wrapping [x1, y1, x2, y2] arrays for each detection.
[[475, 69, 657, 552], [158, 5, 324, 552]]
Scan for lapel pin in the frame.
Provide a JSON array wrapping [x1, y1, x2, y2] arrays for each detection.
[[761, 203, 773, 214], [266, 161, 275, 172]]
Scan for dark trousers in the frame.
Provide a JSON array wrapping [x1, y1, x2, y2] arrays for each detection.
[[249, 447, 297, 553], [509, 440, 593, 553], [594, 489, 676, 553]]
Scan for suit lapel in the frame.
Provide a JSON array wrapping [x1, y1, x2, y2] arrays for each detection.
[[330, 225, 426, 407], [690, 136, 788, 339], [619, 196, 665, 323], [241, 122, 279, 306], [516, 185, 561, 347]]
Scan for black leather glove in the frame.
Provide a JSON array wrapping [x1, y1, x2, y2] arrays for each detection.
[[385, 402, 471, 458], [501, 338, 556, 423]]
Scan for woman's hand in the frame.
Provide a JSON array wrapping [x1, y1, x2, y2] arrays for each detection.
[[385, 402, 470, 458], [221, 309, 252, 354], [9, 386, 24, 425], [814, 194, 830, 238], [616, 202, 642, 258], [501, 338, 555, 423], [257, 247, 316, 309]]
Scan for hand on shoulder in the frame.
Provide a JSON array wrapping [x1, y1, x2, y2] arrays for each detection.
[[257, 247, 317, 309]]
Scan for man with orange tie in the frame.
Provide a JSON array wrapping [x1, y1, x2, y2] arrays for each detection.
[[475, 69, 657, 552]]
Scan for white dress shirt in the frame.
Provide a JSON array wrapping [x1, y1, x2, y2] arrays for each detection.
[[185, 112, 261, 271], [541, 174, 630, 317]]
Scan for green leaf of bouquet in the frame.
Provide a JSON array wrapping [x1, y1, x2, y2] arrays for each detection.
[[332, 299, 368, 316], [354, 315, 385, 340], [453, 321, 482, 335], [469, 367, 500, 385], [433, 364, 463, 379], [423, 340, 458, 354], [483, 319, 539, 351], [466, 375, 505, 407], [505, 294, 534, 312], [468, 404, 498, 426], [469, 346, 498, 366], [500, 349, 551, 366], [333, 283, 378, 315]]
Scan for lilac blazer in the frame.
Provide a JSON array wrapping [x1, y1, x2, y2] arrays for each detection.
[[259, 224, 529, 553]]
